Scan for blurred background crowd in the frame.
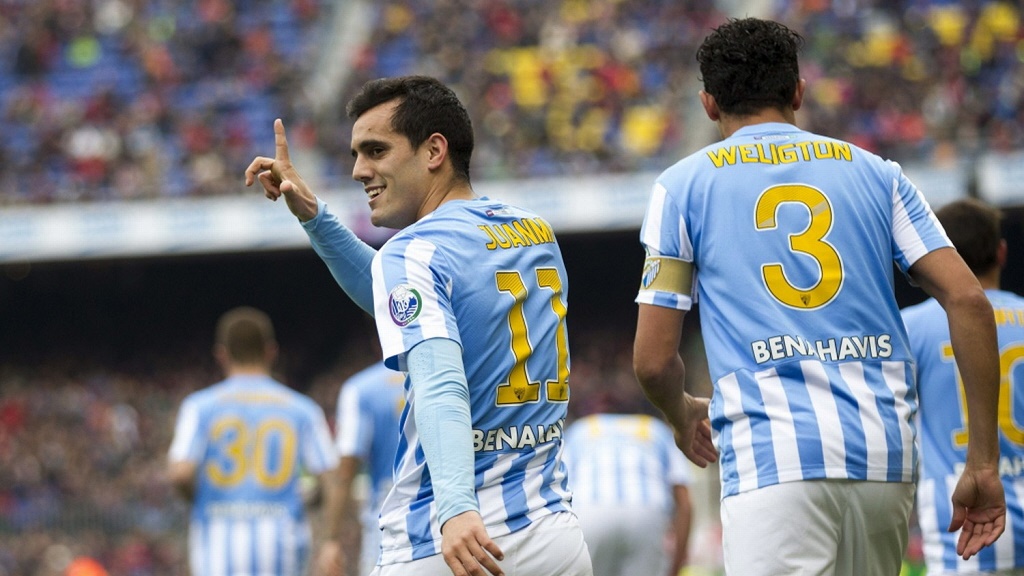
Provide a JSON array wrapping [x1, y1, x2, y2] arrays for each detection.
[[4, 0, 1024, 574], [1, 0, 1023, 204]]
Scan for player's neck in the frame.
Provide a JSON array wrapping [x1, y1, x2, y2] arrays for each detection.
[[718, 108, 796, 139], [417, 180, 476, 220], [226, 364, 271, 377], [977, 268, 1001, 290]]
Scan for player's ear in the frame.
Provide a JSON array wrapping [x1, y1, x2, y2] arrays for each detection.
[[424, 133, 448, 171], [213, 343, 230, 370], [792, 79, 806, 111], [699, 90, 720, 121], [265, 341, 280, 366]]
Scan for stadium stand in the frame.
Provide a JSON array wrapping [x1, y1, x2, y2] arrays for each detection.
[[0, 0, 332, 205], [2, 0, 1024, 205]]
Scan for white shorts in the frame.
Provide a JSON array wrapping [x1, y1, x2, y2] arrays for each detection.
[[574, 503, 671, 576], [369, 511, 593, 576], [721, 480, 914, 576]]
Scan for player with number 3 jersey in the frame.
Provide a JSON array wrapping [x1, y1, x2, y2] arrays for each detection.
[[632, 18, 1004, 576], [641, 116, 942, 496]]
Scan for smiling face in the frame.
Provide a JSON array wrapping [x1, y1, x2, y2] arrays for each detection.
[[350, 100, 431, 229]]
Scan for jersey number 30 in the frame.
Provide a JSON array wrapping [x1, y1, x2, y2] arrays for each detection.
[[205, 417, 297, 489]]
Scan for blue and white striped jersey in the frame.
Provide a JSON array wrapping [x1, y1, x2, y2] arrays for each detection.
[[563, 414, 689, 513], [334, 361, 405, 533], [637, 123, 950, 498], [904, 289, 1024, 574], [168, 374, 338, 576], [370, 197, 573, 564]]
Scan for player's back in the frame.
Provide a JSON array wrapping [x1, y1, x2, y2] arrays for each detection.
[[172, 375, 336, 576], [658, 123, 930, 379], [187, 376, 327, 514], [563, 414, 688, 511], [375, 197, 570, 457], [643, 122, 951, 497], [904, 289, 1024, 574], [372, 197, 573, 562]]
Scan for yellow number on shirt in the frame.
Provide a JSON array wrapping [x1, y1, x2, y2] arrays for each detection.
[[206, 416, 247, 486], [944, 342, 1024, 448], [495, 268, 570, 405], [205, 417, 298, 489], [537, 268, 570, 402], [755, 184, 843, 309]]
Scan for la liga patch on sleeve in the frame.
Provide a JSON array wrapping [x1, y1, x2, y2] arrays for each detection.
[[388, 284, 422, 326]]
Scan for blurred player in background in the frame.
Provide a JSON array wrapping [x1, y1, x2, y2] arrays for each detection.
[[167, 306, 339, 576], [562, 411, 692, 576], [246, 75, 592, 576], [903, 198, 1024, 575], [318, 361, 405, 576], [631, 17, 1005, 576]]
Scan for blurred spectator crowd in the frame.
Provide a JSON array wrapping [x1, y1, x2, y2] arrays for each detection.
[[0, 361, 203, 575], [0, 0, 327, 204], [2, 0, 1024, 204]]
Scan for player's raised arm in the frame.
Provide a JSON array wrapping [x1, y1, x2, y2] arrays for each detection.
[[245, 118, 318, 222]]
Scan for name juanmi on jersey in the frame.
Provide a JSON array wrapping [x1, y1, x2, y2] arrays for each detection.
[[477, 218, 556, 250]]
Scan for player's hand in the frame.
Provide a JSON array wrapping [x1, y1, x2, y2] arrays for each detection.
[[440, 511, 505, 576], [949, 464, 1006, 559], [670, 393, 717, 468], [244, 118, 318, 221], [313, 540, 346, 576]]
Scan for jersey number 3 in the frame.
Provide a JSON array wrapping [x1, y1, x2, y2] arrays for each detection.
[[495, 268, 570, 405], [755, 184, 844, 309]]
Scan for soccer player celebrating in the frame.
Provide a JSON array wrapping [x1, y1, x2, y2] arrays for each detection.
[[246, 76, 591, 576], [631, 17, 1005, 575], [904, 198, 1024, 575]]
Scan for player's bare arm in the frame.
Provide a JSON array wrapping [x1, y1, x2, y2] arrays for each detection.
[[244, 118, 318, 222], [167, 459, 197, 502], [910, 246, 1005, 558], [950, 465, 1006, 560], [633, 304, 717, 467], [314, 465, 346, 576]]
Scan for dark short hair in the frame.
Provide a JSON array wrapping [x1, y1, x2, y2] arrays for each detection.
[[696, 18, 804, 117], [346, 75, 474, 182], [215, 307, 275, 364], [935, 198, 1003, 275]]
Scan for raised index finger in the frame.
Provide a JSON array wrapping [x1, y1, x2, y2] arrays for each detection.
[[274, 118, 290, 162]]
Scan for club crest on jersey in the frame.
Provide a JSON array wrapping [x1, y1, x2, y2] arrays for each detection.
[[641, 258, 661, 289], [388, 284, 422, 327]]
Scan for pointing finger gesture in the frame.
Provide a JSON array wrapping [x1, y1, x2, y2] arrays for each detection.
[[244, 119, 318, 221]]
